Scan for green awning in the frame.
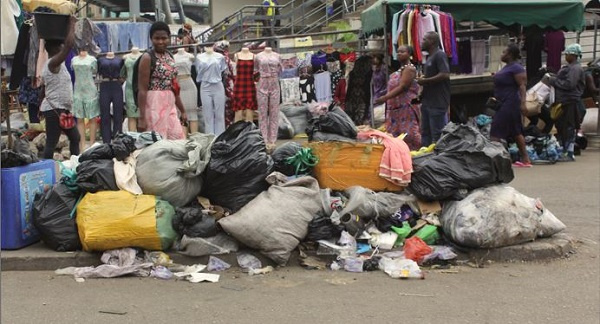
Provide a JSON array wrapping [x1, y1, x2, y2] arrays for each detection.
[[361, 0, 585, 34]]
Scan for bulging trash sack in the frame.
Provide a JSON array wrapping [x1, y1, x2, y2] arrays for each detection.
[[440, 185, 566, 249], [77, 191, 177, 251], [337, 186, 417, 222], [219, 174, 322, 266], [32, 183, 81, 252], [202, 121, 273, 213], [272, 142, 303, 176], [172, 204, 218, 238], [278, 111, 294, 140], [379, 257, 424, 279], [136, 133, 215, 207], [76, 159, 119, 193], [409, 123, 514, 201]]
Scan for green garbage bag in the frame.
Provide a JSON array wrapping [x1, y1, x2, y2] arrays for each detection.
[[415, 225, 440, 245]]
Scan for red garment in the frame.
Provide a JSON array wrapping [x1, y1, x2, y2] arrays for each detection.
[[357, 129, 413, 186], [411, 9, 422, 63], [334, 78, 347, 110], [232, 59, 258, 111], [439, 12, 452, 57], [340, 52, 356, 64]]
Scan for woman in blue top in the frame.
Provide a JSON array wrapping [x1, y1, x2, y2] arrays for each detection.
[[490, 44, 531, 167]]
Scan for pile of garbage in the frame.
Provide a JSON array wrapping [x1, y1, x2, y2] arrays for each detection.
[[29, 121, 567, 282]]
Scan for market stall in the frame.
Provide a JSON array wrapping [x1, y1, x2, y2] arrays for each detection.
[[360, 0, 586, 108]]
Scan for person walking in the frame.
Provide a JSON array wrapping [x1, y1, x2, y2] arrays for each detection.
[[375, 45, 421, 150], [39, 16, 80, 159], [417, 31, 450, 147], [490, 44, 531, 167]]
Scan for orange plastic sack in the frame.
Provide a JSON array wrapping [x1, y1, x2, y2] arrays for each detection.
[[403, 237, 432, 264]]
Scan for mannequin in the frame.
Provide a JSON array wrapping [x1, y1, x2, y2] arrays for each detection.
[[233, 47, 257, 122], [98, 53, 124, 143], [175, 47, 199, 134], [121, 48, 143, 131], [254, 47, 282, 150], [72, 50, 100, 151], [195, 47, 226, 135]]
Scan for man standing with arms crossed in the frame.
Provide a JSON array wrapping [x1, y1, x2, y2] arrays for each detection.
[[418, 31, 451, 147]]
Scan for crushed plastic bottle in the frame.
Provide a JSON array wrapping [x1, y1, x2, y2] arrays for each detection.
[[378, 257, 424, 279]]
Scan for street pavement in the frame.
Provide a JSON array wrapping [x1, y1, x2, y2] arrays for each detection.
[[1, 149, 599, 324]]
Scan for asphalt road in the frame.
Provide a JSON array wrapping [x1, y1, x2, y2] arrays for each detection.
[[2, 149, 599, 324]]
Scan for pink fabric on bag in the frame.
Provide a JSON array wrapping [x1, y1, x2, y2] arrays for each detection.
[[357, 129, 413, 186], [145, 90, 185, 140]]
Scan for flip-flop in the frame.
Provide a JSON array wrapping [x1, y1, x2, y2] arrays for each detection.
[[512, 161, 533, 168]]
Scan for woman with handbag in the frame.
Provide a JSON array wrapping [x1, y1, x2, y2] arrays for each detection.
[[490, 44, 532, 167], [137, 22, 187, 140], [39, 16, 80, 159]]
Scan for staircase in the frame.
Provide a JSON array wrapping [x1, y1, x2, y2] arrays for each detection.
[[197, 0, 373, 50]]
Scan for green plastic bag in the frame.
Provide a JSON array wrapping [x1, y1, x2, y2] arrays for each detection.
[[391, 222, 412, 243], [415, 225, 440, 245], [155, 198, 178, 250]]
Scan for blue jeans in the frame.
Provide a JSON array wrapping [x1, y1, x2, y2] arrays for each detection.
[[94, 23, 109, 53], [129, 23, 151, 50], [421, 105, 448, 147], [108, 23, 120, 52]]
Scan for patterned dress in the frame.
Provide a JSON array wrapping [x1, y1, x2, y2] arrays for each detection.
[[385, 66, 421, 150], [145, 52, 184, 140], [232, 58, 257, 111]]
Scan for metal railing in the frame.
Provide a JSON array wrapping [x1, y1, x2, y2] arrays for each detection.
[[196, 0, 368, 43]]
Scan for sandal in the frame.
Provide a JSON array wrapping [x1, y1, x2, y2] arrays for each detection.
[[512, 161, 532, 168]]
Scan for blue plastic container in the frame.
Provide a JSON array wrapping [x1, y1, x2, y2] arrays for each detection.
[[1, 160, 56, 250]]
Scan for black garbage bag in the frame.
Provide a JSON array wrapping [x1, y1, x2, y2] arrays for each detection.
[[307, 106, 358, 141], [281, 103, 310, 136], [278, 112, 294, 140], [305, 216, 343, 242], [318, 106, 358, 139], [272, 142, 302, 176], [79, 144, 114, 162], [76, 159, 118, 193], [172, 204, 218, 238], [202, 121, 274, 213], [408, 123, 514, 201], [112, 134, 137, 161], [32, 183, 81, 251], [1, 134, 39, 167]]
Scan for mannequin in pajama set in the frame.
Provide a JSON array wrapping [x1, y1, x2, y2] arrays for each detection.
[[254, 47, 282, 150]]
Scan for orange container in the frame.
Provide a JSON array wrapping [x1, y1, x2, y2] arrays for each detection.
[[307, 141, 404, 192]]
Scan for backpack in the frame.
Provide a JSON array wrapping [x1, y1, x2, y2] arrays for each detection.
[[132, 49, 174, 107]]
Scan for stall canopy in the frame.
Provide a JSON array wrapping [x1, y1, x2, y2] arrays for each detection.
[[361, 0, 586, 34]]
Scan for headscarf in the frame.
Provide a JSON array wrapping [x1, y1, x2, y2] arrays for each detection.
[[564, 43, 582, 59]]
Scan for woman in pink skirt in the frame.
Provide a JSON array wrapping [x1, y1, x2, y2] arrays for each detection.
[[137, 22, 187, 139]]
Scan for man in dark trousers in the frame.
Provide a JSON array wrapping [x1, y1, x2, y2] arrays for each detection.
[[418, 31, 451, 147]]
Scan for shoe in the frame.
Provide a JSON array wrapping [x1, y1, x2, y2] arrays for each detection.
[[557, 155, 575, 162], [512, 161, 533, 168]]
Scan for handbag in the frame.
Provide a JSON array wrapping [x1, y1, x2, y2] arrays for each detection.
[[171, 78, 181, 97], [484, 97, 501, 116], [47, 99, 76, 130], [525, 92, 543, 116], [525, 83, 544, 116]]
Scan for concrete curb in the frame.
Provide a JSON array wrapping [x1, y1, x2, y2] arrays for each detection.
[[1, 233, 578, 271]]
